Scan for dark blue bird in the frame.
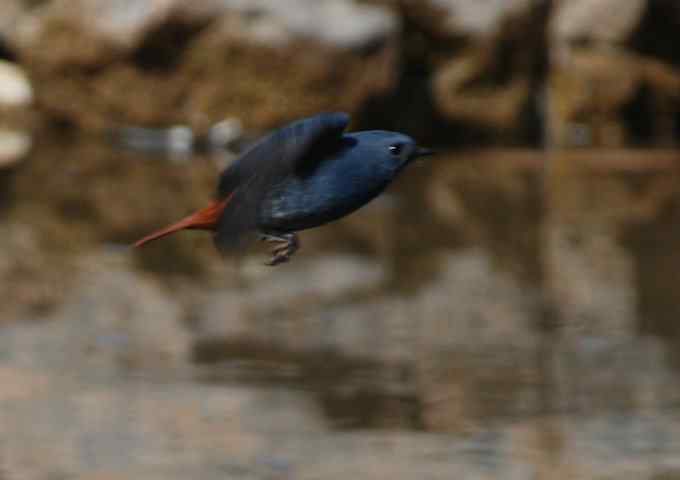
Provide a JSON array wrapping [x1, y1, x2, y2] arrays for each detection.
[[134, 112, 433, 265]]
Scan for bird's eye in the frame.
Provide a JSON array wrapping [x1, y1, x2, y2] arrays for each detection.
[[389, 144, 403, 156]]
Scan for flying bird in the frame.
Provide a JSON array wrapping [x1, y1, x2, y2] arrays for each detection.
[[133, 112, 433, 265]]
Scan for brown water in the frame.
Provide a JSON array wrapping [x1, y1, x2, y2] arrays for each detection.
[[2, 139, 680, 478]]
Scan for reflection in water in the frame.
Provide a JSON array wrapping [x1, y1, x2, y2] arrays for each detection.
[[194, 340, 424, 430], [3, 140, 680, 477], [624, 194, 680, 338]]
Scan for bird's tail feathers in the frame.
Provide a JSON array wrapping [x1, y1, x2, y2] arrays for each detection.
[[133, 194, 233, 248]]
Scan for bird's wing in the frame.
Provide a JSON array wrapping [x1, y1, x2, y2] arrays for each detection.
[[216, 112, 350, 196], [214, 112, 350, 250]]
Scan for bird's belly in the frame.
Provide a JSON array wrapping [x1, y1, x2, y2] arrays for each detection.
[[259, 175, 388, 232]]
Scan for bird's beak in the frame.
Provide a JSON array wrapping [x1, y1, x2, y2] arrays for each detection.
[[412, 147, 436, 160]]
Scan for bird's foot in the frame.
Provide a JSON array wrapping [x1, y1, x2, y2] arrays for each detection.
[[260, 233, 300, 266]]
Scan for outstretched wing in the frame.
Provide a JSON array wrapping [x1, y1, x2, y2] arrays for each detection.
[[214, 112, 350, 251]]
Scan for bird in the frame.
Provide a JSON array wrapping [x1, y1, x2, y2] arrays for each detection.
[[133, 112, 433, 266]]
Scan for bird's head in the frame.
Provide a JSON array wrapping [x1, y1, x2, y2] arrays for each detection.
[[357, 131, 434, 174]]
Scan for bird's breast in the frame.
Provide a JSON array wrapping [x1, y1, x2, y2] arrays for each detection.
[[259, 159, 393, 232]]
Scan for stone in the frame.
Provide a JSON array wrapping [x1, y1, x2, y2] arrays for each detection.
[[552, 0, 647, 45], [547, 47, 680, 148], [213, 0, 398, 49], [0, 60, 32, 107], [428, 0, 533, 36], [433, 55, 530, 132], [12, 0, 399, 132], [178, 2, 398, 132], [0, 60, 34, 147], [547, 0, 680, 147], [0, 0, 28, 49], [0, 128, 31, 168], [424, 0, 545, 141]]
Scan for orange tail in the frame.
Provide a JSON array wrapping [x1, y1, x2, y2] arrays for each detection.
[[133, 194, 233, 248]]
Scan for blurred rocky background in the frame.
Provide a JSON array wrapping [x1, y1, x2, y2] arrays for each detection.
[[2, 1, 680, 479], [2, 0, 680, 146]]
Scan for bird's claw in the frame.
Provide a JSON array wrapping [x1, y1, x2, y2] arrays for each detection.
[[260, 233, 299, 266]]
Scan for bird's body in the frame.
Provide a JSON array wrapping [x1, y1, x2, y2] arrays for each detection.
[[259, 131, 412, 233], [134, 113, 432, 265]]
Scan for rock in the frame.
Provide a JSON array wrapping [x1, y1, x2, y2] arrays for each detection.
[[13, 0, 399, 132], [546, 48, 680, 147], [0, 59, 32, 107], [205, 117, 243, 150], [178, 1, 398, 132], [433, 55, 530, 132], [394, 0, 534, 40], [115, 124, 195, 156], [423, 0, 680, 146], [0, 128, 31, 168], [6, 0, 182, 62], [427, 0, 533, 36], [547, 0, 680, 147], [0, 60, 34, 139], [0, 0, 28, 49], [551, 0, 647, 45], [425, 0, 546, 141], [214, 0, 398, 49]]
